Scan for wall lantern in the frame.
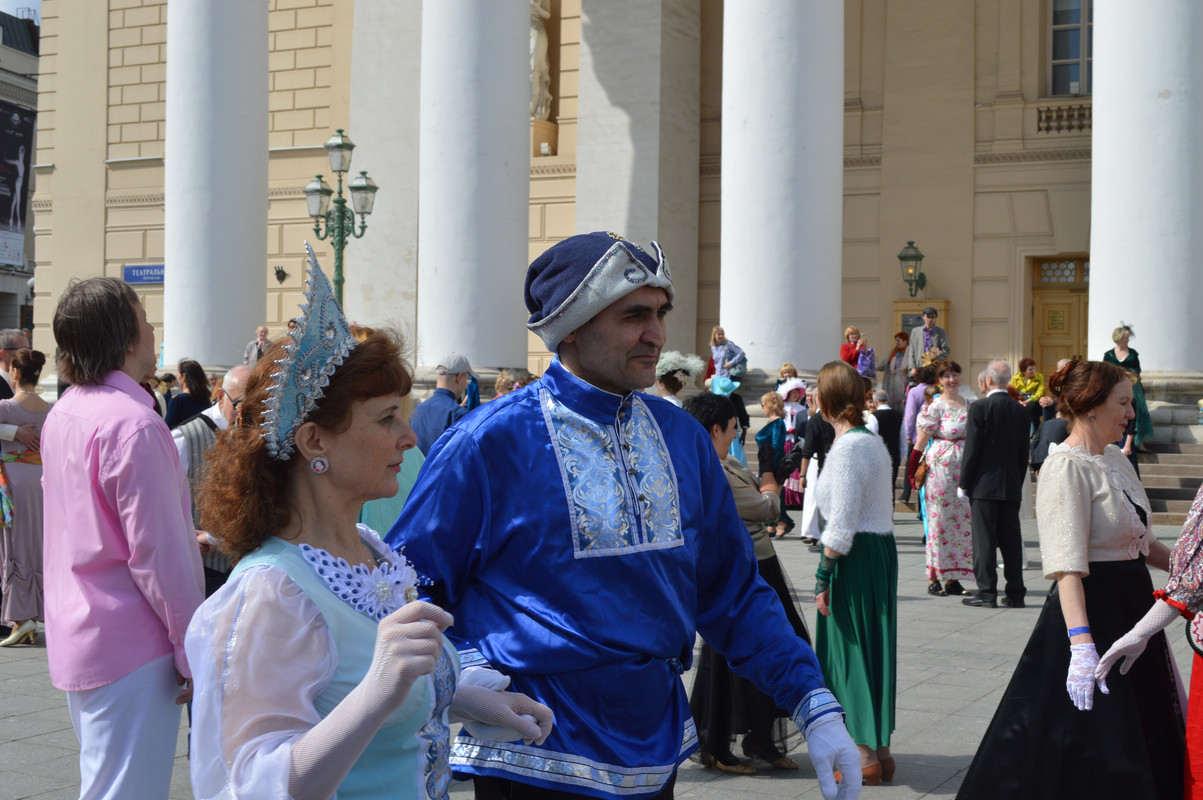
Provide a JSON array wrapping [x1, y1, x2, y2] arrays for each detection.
[[898, 240, 926, 297]]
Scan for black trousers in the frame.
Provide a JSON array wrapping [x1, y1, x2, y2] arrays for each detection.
[[474, 772, 677, 800], [970, 498, 1026, 603]]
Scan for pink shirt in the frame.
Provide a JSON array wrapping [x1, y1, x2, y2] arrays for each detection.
[[42, 370, 204, 690]]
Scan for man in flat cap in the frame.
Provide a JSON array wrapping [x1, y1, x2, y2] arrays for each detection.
[[904, 306, 950, 376], [388, 232, 861, 799], [410, 352, 473, 455]]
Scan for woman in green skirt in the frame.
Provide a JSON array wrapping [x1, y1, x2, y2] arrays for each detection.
[[812, 360, 899, 786]]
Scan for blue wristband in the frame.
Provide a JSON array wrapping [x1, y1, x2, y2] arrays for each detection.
[[1067, 626, 1091, 638]]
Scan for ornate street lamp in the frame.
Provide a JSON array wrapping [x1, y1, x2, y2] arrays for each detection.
[[302, 129, 379, 304], [897, 240, 926, 297]]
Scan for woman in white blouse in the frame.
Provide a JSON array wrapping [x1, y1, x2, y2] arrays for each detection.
[[185, 325, 552, 800], [956, 359, 1183, 800]]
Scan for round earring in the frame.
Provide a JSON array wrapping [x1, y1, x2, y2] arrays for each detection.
[[310, 456, 329, 474], [1088, 415, 1097, 422]]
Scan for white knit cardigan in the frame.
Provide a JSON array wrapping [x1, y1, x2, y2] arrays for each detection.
[[814, 429, 895, 555]]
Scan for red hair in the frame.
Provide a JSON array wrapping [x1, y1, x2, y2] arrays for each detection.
[[1018, 357, 1037, 373], [1047, 359, 1129, 422]]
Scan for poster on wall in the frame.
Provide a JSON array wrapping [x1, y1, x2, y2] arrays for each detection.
[[0, 101, 34, 269]]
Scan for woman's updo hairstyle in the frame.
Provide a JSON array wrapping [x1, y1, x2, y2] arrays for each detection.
[[658, 371, 684, 394], [1047, 359, 1129, 423], [816, 360, 866, 427], [914, 364, 938, 386], [10, 348, 44, 385], [198, 327, 412, 558]]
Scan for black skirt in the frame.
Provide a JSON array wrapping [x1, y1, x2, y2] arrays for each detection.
[[690, 555, 811, 754], [956, 558, 1185, 800]]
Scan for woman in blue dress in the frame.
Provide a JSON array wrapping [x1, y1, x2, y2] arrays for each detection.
[[185, 252, 552, 800]]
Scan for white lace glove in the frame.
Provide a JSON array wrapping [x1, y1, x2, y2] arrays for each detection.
[[449, 684, 554, 745], [805, 714, 863, 799], [1066, 643, 1101, 711], [1096, 601, 1180, 687]]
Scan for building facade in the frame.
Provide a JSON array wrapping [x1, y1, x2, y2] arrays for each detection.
[[29, 0, 1199, 386]]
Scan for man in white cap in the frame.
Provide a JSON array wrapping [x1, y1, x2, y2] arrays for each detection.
[[410, 352, 472, 455], [388, 232, 861, 800]]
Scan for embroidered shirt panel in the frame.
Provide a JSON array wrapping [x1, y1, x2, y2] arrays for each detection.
[[541, 388, 683, 558]]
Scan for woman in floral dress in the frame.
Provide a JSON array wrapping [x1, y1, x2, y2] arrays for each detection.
[[912, 361, 973, 597]]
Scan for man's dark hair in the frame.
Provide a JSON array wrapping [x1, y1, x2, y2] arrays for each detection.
[[682, 392, 736, 436], [53, 277, 140, 386]]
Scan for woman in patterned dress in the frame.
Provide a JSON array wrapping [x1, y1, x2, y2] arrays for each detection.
[[185, 314, 552, 798], [911, 361, 974, 597]]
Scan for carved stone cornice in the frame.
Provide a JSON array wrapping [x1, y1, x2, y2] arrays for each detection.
[[530, 161, 576, 177], [974, 148, 1091, 164], [844, 155, 882, 168], [699, 154, 720, 177], [105, 193, 163, 207], [30, 198, 49, 212]]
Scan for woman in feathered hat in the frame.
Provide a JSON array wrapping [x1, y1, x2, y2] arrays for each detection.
[[654, 350, 705, 408]]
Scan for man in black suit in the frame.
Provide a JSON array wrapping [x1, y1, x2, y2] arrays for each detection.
[[959, 359, 1030, 609], [871, 389, 903, 503]]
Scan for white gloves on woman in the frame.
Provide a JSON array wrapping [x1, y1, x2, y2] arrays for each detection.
[[1066, 643, 1102, 710], [1096, 600, 1180, 684], [449, 668, 553, 744], [805, 714, 863, 799]]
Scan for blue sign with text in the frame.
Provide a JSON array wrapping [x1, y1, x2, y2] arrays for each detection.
[[123, 264, 164, 284]]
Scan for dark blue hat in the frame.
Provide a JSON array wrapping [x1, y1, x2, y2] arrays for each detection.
[[524, 231, 674, 351]]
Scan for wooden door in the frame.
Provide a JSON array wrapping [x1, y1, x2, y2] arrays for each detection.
[[1033, 292, 1087, 376]]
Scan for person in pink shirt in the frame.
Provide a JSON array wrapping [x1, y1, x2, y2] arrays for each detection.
[[42, 277, 204, 799]]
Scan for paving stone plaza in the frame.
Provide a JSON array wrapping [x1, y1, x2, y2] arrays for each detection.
[[0, 514, 1193, 799]]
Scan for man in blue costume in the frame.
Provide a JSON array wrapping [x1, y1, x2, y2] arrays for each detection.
[[387, 232, 861, 800]]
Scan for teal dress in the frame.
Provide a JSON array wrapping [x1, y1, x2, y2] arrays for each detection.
[[1103, 348, 1154, 446], [196, 532, 460, 799]]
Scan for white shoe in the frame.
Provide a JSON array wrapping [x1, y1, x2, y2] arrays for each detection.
[[0, 620, 36, 646]]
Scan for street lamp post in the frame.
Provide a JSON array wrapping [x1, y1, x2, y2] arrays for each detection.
[[303, 129, 379, 304]]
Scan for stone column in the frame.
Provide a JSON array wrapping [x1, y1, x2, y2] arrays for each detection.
[[163, 0, 267, 368], [575, 0, 700, 354], [347, 1, 422, 330], [417, 0, 529, 369], [1090, 1, 1203, 371], [720, 1, 843, 373]]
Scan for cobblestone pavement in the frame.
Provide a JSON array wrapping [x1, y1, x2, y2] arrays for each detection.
[[0, 515, 1192, 799]]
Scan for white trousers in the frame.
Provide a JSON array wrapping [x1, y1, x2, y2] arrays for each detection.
[[66, 654, 182, 800]]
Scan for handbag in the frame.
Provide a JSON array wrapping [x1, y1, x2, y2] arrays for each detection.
[[724, 344, 748, 382], [913, 458, 929, 489]]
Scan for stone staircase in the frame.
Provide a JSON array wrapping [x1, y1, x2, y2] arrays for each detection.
[[1142, 402, 1203, 526]]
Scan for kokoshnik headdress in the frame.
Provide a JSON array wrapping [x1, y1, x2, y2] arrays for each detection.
[[261, 242, 358, 460]]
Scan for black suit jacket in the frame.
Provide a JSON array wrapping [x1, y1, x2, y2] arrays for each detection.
[[959, 391, 1030, 502], [872, 407, 903, 471], [0, 377, 14, 400]]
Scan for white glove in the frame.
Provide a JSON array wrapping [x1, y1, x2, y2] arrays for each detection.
[[805, 714, 863, 799], [449, 684, 554, 745], [1096, 600, 1180, 686], [1066, 643, 1101, 711]]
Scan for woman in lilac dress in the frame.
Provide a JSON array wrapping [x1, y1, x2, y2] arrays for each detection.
[[0, 349, 50, 646]]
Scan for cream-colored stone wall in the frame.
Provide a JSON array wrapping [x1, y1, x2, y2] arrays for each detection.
[[34, 0, 1093, 380], [527, 0, 579, 375], [34, 0, 355, 355]]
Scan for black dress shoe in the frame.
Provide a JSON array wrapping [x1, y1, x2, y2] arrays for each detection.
[[962, 596, 998, 608], [1001, 597, 1026, 608]]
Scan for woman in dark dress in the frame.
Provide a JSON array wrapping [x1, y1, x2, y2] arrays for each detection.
[[956, 360, 1183, 800], [684, 392, 811, 775], [1103, 323, 1154, 448], [164, 359, 212, 428]]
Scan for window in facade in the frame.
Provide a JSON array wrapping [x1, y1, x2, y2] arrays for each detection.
[[1035, 258, 1089, 287], [1050, 0, 1093, 96]]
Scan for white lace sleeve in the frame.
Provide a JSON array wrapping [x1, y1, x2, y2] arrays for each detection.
[[185, 565, 336, 800]]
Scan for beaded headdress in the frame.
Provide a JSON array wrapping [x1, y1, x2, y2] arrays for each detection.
[[261, 242, 358, 460]]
